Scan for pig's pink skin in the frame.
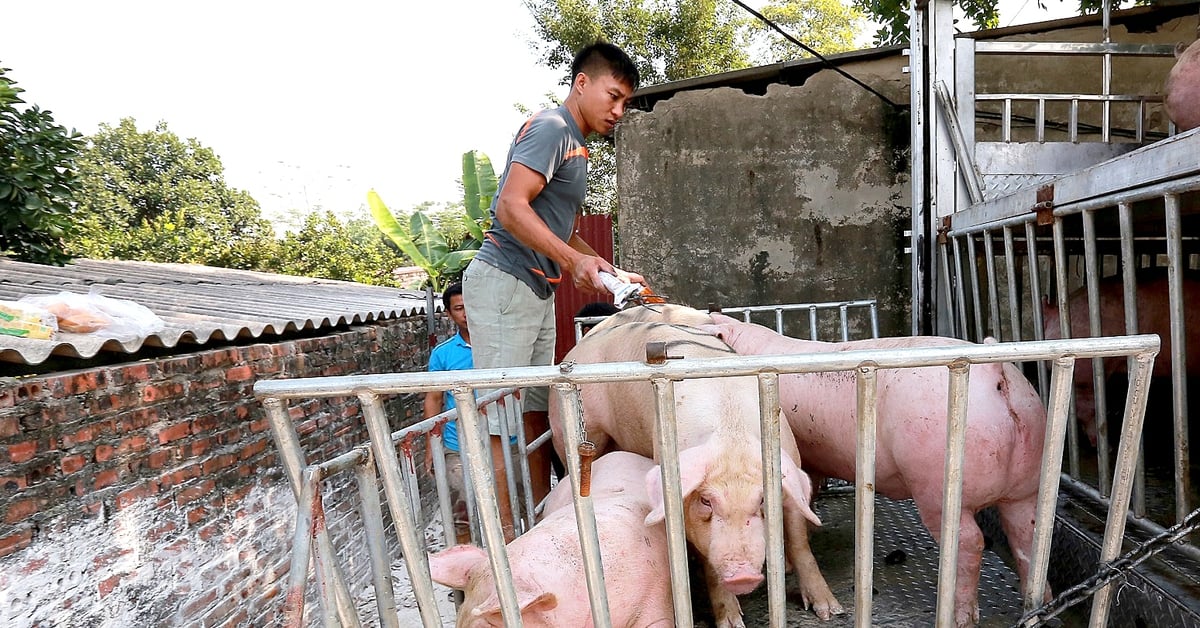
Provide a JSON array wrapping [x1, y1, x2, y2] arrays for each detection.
[[1165, 39, 1200, 132], [1042, 275, 1199, 444], [428, 451, 674, 628], [551, 320, 842, 626], [706, 312, 1047, 627]]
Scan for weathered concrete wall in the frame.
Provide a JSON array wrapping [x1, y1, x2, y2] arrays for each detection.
[[617, 56, 911, 338], [0, 319, 438, 627]]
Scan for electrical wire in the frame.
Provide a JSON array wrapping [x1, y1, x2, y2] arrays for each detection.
[[729, 0, 906, 110]]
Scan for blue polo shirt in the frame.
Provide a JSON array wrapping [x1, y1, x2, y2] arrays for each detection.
[[428, 333, 473, 452]]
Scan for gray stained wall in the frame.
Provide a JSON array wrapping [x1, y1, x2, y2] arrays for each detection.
[[616, 58, 912, 338]]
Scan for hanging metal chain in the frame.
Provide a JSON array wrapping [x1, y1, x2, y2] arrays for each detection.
[[1017, 506, 1200, 626]]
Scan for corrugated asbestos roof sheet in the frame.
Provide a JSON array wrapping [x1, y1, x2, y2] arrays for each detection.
[[0, 258, 430, 366]]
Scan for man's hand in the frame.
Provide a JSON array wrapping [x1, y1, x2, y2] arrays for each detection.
[[567, 253, 647, 294]]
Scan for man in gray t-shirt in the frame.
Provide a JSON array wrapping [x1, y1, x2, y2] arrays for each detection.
[[462, 42, 644, 505]]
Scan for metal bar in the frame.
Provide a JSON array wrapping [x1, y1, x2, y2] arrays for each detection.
[[809, 306, 819, 340], [976, 93, 1163, 102], [513, 394, 537, 532], [758, 373, 787, 627], [1136, 100, 1145, 143], [775, 308, 784, 335], [1082, 210, 1112, 497], [1052, 218, 1082, 480], [1164, 193, 1191, 524], [429, 431, 456, 547], [652, 377, 694, 627], [840, 305, 850, 342], [910, 0, 927, 337], [966, 234, 984, 341], [1024, 357, 1076, 616], [1059, 475, 1200, 563], [360, 392, 444, 628], [282, 468, 321, 628], [854, 365, 879, 628], [1003, 226, 1021, 342], [493, 396, 522, 535], [1003, 98, 1012, 143], [869, 303, 880, 338], [973, 41, 1179, 55], [262, 398, 361, 627], [553, 383, 612, 628], [1036, 98, 1046, 143], [446, 391, 516, 624], [1101, 0, 1112, 145], [982, 230, 1001, 339], [952, 236, 969, 338], [354, 452, 401, 628], [1025, 221, 1049, 398], [934, 80, 985, 204], [1117, 202, 1145, 518], [1070, 99, 1079, 143], [934, 363, 971, 627], [1090, 348, 1157, 626]]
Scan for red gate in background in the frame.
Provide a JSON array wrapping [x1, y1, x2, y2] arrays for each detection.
[[553, 214, 614, 362]]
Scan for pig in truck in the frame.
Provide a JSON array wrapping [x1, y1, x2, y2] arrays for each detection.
[[1165, 37, 1200, 132], [602, 304, 1048, 627], [427, 451, 674, 628], [551, 320, 843, 628]]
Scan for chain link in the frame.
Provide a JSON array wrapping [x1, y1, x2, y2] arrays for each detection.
[[1017, 506, 1200, 626]]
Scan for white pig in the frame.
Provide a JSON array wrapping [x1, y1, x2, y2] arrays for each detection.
[[1165, 38, 1200, 132], [702, 312, 1047, 627], [551, 320, 842, 628], [427, 451, 674, 628]]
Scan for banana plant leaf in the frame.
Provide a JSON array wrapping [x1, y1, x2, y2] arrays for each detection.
[[409, 210, 449, 267], [460, 150, 496, 243], [368, 190, 429, 268], [441, 249, 478, 275]]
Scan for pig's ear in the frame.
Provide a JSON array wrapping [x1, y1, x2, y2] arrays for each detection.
[[644, 445, 709, 526], [428, 544, 486, 590], [1177, 41, 1189, 57], [471, 581, 557, 621], [780, 453, 822, 527], [694, 323, 724, 339]]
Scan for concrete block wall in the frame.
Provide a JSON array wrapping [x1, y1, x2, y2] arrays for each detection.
[[0, 317, 432, 627]]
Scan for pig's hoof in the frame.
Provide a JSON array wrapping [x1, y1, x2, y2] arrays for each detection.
[[801, 586, 844, 620], [954, 602, 980, 627], [714, 615, 747, 628]]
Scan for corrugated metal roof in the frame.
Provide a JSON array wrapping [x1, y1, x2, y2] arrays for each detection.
[[0, 258, 430, 366]]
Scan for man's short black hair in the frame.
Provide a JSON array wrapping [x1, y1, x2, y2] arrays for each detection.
[[570, 42, 640, 91], [442, 281, 463, 311]]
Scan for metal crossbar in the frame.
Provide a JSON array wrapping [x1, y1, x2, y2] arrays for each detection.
[[255, 333, 1157, 628], [574, 299, 881, 342]]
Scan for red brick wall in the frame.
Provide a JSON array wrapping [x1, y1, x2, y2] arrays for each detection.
[[0, 317, 431, 626]]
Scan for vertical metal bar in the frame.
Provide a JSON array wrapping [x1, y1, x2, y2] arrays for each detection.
[[1024, 357, 1076, 613], [854, 365, 879, 628], [1026, 221, 1049, 397], [809, 306, 819, 341], [1089, 348, 1156, 627], [399, 439, 422, 532], [1101, 0, 1112, 144], [651, 377, 694, 627], [967, 234, 984, 341], [1052, 218, 1082, 478], [512, 393, 536, 531], [360, 392, 445, 628], [870, 302, 880, 338], [354, 453, 401, 628], [1164, 194, 1191, 524], [1069, 99, 1079, 143], [282, 468, 321, 628], [553, 383, 612, 628], [1036, 98, 1046, 143], [742, 310, 752, 324], [952, 236, 969, 338], [263, 398, 361, 627], [1003, 226, 1021, 342], [910, 0, 928, 337], [1117, 202, 1145, 518], [758, 373, 787, 627], [934, 363, 971, 627], [982, 230, 1001, 339], [1136, 100, 1145, 143], [775, 307, 784, 335], [840, 305, 850, 342], [429, 429, 457, 547], [1003, 98, 1012, 143], [940, 240, 956, 338], [493, 396, 522, 534], [1082, 210, 1112, 496]]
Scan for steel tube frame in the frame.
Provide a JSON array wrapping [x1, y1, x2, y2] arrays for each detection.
[[982, 230, 1001, 339], [853, 365, 879, 628], [758, 373, 788, 626], [934, 363, 971, 627], [717, 299, 880, 340], [1082, 210, 1113, 497], [353, 451, 401, 628], [1025, 221, 1049, 398], [1052, 218, 1083, 479], [1117, 202, 1146, 518], [651, 377, 693, 627], [1164, 194, 1192, 524], [966, 234, 984, 341]]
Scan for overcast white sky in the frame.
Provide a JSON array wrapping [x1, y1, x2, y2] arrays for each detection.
[[3, 0, 1076, 230]]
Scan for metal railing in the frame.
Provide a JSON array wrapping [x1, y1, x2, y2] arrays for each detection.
[[255, 333, 1158, 627], [575, 299, 881, 342]]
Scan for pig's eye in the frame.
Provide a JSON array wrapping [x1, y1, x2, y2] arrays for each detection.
[[699, 496, 711, 508]]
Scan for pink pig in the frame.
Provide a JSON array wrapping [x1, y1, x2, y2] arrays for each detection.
[[1165, 38, 1200, 132], [427, 451, 674, 628], [1042, 275, 1199, 444], [551, 320, 842, 627], [700, 310, 1047, 627]]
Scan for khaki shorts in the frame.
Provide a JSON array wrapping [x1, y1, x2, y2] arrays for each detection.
[[463, 260, 556, 426], [443, 452, 469, 537]]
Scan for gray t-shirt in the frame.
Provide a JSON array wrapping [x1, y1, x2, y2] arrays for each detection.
[[473, 106, 588, 299]]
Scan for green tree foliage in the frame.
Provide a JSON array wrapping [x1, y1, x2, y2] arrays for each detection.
[[0, 66, 84, 265], [262, 211, 407, 286], [69, 118, 275, 268], [751, 0, 865, 60]]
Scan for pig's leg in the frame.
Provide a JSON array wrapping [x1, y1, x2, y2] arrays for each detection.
[[997, 495, 1051, 604], [915, 500, 983, 627], [703, 559, 746, 628], [782, 505, 843, 620]]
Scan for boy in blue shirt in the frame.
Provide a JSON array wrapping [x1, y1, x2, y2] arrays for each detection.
[[423, 282, 517, 543]]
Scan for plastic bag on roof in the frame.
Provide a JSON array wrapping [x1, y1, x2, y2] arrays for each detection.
[[0, 301, 58, 340], [18, 290, 165, 342]]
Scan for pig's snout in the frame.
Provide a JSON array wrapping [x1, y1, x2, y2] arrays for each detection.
[[721, 565, 764, 595]]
